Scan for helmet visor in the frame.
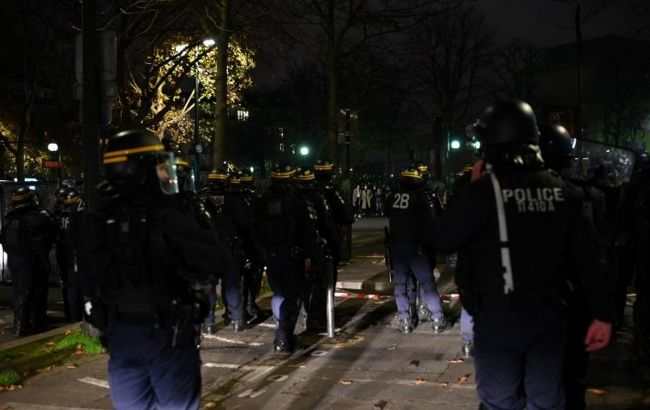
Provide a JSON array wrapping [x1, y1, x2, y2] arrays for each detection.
[[155, 152, 179, 195], [176, 162, 196, 193]]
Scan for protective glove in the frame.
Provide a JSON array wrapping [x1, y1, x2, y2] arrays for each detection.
[[584, 319, 612, 352]]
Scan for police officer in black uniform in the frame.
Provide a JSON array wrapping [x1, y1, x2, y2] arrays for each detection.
[[411, 161, 444, 323], [80, 130, 236, 410], [313, 158, 354, 289], [199, 168, 249, 332], [231, 168, 265, 322], [1, 187, 55, 336], [295, 166, 334, 332], [384, 164, 446, 333], [431, 101, 613, 409], [53, 188, 85, 322], [256, 163, 325, 354]]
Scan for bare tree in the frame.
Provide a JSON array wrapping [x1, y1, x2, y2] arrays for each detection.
[[488, 40, 545, 102], [402, 4, 494, 178], [265, 0, 447, 166], [0, 0, 78, 180]]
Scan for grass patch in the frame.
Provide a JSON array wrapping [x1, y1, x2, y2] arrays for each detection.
[[0, 329, 104, 386], [53, 330, 103, 356]]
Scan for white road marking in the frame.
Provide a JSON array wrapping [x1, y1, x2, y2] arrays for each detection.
[[203, 363, 240, 369], [238, 389, 253, 398], [202, 335, 264, 346], [203, 362, 276, 384], [257, 323, 276, 328], [250, 389, 267, 398], [77, 377, 109, 389]]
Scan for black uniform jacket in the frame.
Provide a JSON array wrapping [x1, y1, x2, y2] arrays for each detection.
[[432, 167, 612, 322]]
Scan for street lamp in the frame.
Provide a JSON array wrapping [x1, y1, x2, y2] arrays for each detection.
[[175, 38, 215, 188], [47, 142, 62, 185], [450, 139, 461, 150], [299, 146, 309, 156]]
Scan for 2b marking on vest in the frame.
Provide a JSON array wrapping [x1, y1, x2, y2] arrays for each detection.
[[501, 187, 565, 213]]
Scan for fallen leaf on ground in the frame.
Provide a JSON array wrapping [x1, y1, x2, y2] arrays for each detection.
[[64, 329, 74, 335], [66, 364, 78, 369], [586, 388, 607, 396], [410, 360, 420, 367], [339, 379, 353, 385], [448, 359, 464, 364], [458, 374, 471, 385], [203, 401, 217, 408], [414, 378, 427, 385], [46, 341, 55, 347], [387, 345, 397, 350], [36, 366, 53, 373], [437, 382, 450, 387]]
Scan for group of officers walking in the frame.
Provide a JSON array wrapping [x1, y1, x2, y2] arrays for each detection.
[[1, 129, 353, 409], [0, 97, 646, 409]]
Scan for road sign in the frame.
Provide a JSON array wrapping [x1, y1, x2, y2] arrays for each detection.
[[43, 160, 63, 169]]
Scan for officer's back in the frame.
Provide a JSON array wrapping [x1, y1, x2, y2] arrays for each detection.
[[432, 100, 612, 410]]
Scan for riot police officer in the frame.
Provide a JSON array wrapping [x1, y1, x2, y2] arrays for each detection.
[[313, 158, 354, 288], [432, 101, 613, 409], [296, 166, 334, 332], [384, 164, 446, 333], [231, 168, 264, 322], [256, 163, 325, 354], [53, 188, 85, 322], [0, 187, 55, 336], [80, 130, 235, 409], [199, 168, 249, 332]]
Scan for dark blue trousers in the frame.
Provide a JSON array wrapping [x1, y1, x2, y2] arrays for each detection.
[[474, 308, 566, 410], [267, 256, 304, 343], [390, 241, 442, 320], [107, 322, 201, 410]]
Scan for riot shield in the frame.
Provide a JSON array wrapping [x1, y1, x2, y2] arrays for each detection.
[[566, 139, 636, 188]]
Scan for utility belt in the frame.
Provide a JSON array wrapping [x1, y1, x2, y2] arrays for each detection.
[[474, 289, 566, 312]]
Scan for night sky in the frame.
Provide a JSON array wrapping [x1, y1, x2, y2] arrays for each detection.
[[475, 0, 638, 46]]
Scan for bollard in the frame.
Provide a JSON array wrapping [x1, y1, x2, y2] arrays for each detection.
[[326, 261, 336, 339]]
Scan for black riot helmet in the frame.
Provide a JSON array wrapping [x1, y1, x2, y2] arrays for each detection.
[[63, 188, 82, 210], [54, 186, 69, 204], [103, 129, 179, 196], [476, 100, 540, 148], [314, 158, 335, 182], [400, 164, 425, 187], [539, 124, 574, 172], [239, 168, 254, 185], [271, 162, 296, 185], [10, 187, 37, 210], [174, 157, 196, 193], [296, 166, 316, 187], [414, 161, 431, 180], [206, 167, 229, 188], [229, 169, 242, 187]]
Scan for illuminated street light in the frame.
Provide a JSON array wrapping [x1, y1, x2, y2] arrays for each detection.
[[203, 38, 215, 47], [450, 139, 461, 150], [47, 142, 62, 184], [299, 146, 309, 156]]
